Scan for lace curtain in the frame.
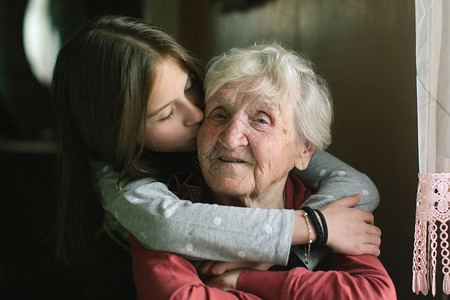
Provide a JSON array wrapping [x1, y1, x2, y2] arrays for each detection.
[[412, 0, 450, 296]]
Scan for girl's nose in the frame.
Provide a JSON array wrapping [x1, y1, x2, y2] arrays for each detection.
[[184, 101, 204, 126]]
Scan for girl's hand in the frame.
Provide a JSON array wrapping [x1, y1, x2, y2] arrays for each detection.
[[321, 194, 382, 257], [206, 269, 245, 291], [195, 261, 273, 277]]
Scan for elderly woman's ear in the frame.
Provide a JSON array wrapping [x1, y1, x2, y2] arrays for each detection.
[[294, 142, 315, 170]]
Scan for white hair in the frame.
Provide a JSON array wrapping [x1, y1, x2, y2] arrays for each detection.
[[204, 41, 333, 152]]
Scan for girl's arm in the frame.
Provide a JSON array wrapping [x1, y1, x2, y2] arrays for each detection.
[[96, 164, 294, 265], [95, 150, 380, 265], [196, 196, 381, 277], [293, 151, 380, 211]]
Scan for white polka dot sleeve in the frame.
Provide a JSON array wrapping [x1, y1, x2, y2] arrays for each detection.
[[292, 151, 380, 212], [95, 165, 293, 265]]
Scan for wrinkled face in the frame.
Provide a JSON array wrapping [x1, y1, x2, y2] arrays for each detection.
[[143, 58, 204, 152], [197, 81, 308, 204]]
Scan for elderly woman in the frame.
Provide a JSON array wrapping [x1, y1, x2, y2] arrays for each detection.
[[131, 42, 396, 299]]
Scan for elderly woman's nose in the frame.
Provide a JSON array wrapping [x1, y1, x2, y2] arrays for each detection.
[[218, 117, 248, 149]]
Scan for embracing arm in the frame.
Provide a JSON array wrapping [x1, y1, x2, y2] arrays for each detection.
[[199, 195, 382, 278], [96, 164, 293, 265], [236, 254, 396, 300], [293, 151, 380, 212]]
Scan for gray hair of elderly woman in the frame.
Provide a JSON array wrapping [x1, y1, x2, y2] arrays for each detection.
[[204, 42, 333, 152]]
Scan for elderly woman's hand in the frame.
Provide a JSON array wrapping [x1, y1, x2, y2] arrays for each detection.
[[206, 269, 245, 291], [195, 261, 273, 277], [196, 261, 272, 291], [321, 194, 382, 257]]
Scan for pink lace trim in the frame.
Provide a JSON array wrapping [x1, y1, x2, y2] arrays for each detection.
[[413, 173, 450, 296]]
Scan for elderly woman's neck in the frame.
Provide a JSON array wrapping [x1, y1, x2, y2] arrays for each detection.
[[214, 183, 286, 209]]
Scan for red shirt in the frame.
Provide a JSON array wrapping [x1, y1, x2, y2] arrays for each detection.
[[130, 174, 396, 299]]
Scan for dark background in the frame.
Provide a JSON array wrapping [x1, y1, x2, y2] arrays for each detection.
[[0, 0, 430, 299]]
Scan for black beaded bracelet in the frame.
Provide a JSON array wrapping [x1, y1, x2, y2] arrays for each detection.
[[301, 206, 324, 250]]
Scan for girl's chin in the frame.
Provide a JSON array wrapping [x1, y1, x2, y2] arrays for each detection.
[[143, 145, 197, 153], [180, 141, 197, 152]]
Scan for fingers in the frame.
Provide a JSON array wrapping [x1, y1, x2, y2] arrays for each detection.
[[197, 261, 245, 276], [357, 210, 375, 225], [367, 224, 382, 237], [343, 206, 375, 225], [339, 232, 381, 257], [196, 260, 219, 276], [203, 261, 226, 276], [206, 269, 244, 290], [364, 228, 381, 247], [354, 224, 382, 256], [356, 243, 381, 257], [197, 261, 273, 276], [335, 194, 361, 207]]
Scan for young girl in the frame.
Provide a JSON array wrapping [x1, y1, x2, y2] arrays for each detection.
[[53, 15, 380, 268]]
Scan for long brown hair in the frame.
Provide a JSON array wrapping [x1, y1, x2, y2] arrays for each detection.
[[52, 15, 202, 266]]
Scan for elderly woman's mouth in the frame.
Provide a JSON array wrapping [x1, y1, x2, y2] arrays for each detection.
[[218, 156, 246, 163]]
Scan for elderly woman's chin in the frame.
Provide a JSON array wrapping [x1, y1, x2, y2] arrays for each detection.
[[202, 171, 254, 203], [200, 162, 290, 209]]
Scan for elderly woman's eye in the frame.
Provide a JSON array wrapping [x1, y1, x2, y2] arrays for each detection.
[[212, 112, 226, 119], [206, 106, 228, 123], [254, 113, 271, 125]]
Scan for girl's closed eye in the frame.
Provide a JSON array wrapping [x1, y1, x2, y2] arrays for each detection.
[[160, 107, 175, 121]]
